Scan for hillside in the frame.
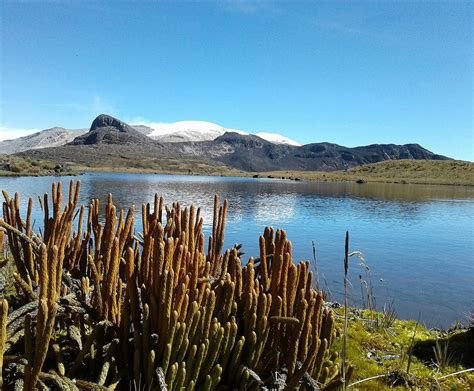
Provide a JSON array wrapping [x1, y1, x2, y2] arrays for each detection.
[[258, 160, 474, 186], [173, 134, 448, 172]]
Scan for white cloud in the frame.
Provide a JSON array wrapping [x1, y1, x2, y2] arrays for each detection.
[[0, 126, 39, 142]]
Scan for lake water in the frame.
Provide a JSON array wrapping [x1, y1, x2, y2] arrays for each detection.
[[0, 172, 473, 328]]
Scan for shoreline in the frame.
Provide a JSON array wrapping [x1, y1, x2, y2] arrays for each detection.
[[1, 157, 473, 187], [3, 167, 472, 187]]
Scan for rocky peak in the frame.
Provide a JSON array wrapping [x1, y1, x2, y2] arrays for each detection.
[[71, 114, 153, 146]]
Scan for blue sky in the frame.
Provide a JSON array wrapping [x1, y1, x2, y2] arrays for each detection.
[[1, 1, 472, 160]]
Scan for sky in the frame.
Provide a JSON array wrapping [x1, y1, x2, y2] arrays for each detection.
[[0, 1, 472, 160]]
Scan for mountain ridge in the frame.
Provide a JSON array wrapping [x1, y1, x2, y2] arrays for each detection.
[[0, 117, 302, 153], [11, 114, 450, 173]]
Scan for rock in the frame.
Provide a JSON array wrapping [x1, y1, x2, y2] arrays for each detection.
[[382, 354, 400, 361]]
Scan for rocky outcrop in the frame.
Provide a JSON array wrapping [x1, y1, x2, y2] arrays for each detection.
[[70, 114, 155, 146]]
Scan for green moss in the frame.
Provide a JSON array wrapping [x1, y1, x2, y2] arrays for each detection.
[[0, 256, 17, 297], [331, 308, 474, 390]]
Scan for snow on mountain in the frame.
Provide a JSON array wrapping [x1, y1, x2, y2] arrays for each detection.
[[143, 121, 300, 146], [255, 132, 301, 146], [146, 121, 248, 142]]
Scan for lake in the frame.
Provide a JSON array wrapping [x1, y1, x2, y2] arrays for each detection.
[[0, 172, 473, 328]]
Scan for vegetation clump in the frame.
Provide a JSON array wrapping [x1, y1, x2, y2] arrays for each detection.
[[0, 181, 350, 389], [0, 156, 71, 177]]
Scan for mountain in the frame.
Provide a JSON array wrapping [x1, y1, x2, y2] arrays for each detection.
[[0, 123, 153, 155], [70, 114, 154, 146], [147, 120, 247, 142], [0, 127, 88, 154], [0, 118, 300, 154], [15, 114, 449, 173], [172, 134, 448, 171], [146, 120, 301, 145]]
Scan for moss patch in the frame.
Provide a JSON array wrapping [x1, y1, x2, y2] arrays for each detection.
[[331, 308, 474, 390]]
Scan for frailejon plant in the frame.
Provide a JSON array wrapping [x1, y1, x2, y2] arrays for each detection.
[[0, 180, 352, 390]]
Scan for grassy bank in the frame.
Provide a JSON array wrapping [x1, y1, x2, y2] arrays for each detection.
[[4, 154, 245, 178], [331, 307, 473, 390], [258, 160, 474, 186]]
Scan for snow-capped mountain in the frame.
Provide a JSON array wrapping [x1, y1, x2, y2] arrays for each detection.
[[0, 118, 302, 154], [144, 120, 301, 146], [12, 115, 450, 174], [146, 121, 248, 142]]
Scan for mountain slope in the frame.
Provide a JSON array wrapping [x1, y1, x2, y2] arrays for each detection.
[[172, 133, 449, 171], [0, 127, 87, 154]]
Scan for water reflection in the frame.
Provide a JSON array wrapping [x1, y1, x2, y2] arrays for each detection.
[[0, 173, 472, 327]]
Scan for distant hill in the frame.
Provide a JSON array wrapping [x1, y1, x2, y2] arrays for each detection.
[[0, 127, 87, 154], [16, 114, 450, 174], [172, 132, 448, 171]]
